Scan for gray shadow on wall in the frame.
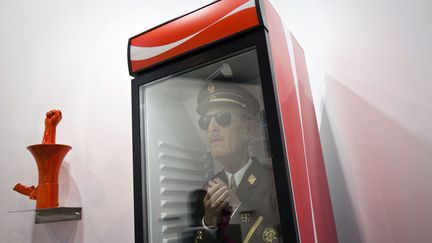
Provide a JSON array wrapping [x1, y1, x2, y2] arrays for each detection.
[[58, 162, 82, 207], [319, 75, 363, 243], [320, 74, 432, 243]]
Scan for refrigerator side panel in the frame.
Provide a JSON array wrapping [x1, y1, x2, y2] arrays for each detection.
[[261, 0, 315, 242], [290, 34, 338, 243]]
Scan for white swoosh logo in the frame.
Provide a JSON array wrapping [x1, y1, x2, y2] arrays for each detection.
[[131, 0, 255, 61]]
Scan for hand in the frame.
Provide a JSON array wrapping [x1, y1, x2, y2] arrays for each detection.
[[213, 178, 241, 212], [203, 178, 241, 226], [45, 110, 62, 126], [203, 178, 229, 226]]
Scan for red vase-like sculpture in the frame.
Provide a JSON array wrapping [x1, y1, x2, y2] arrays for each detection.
[[13, 110, 71, 209]]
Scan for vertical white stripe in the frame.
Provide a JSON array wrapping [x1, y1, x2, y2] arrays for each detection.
[[287, 31, 318, 243]]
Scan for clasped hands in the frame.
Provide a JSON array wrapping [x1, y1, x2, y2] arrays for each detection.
[[203, 177, 241, 227]]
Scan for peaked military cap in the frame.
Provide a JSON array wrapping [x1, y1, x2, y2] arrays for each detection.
[[196, 81, 260, 116]]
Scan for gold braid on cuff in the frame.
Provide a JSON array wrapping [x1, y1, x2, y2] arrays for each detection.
[[243, 216, 264, 243]]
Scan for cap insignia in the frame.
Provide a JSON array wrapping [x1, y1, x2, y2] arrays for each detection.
[[207, 83, 215, 93]]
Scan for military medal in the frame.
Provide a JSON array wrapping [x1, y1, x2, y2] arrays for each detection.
[[240, 212, 251, 223], [262, 227, 278, 243]]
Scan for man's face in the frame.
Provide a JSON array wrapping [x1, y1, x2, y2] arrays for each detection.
[[202, 104, 251, 162]]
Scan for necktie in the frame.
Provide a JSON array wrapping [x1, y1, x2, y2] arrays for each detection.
[[229, 175, 237, 193]]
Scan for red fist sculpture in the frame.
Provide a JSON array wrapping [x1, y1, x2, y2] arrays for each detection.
[[13, 110, 71, 209], [42, 110, 62, 144]]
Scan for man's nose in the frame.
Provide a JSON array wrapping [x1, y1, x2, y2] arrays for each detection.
[[207, 117, 220, 132]]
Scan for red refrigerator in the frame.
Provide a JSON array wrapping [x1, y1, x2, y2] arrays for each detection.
[[128, 0, 337, 242]]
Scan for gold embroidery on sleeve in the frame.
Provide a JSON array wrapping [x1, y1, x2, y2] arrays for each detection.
[[243, 216, 264, 243]]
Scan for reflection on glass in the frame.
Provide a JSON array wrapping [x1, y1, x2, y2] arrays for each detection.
[[140, 49, 282, 243]]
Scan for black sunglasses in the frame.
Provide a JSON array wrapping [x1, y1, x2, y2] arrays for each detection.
[[199, 111, 232, 130]]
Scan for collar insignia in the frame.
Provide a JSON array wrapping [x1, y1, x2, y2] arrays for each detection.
[[248, 174, 256, 185]]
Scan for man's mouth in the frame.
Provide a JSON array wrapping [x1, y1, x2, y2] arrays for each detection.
[[210, 136, 224, 143]]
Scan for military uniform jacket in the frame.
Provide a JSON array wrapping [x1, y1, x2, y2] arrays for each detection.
[[195, 158, 281, 243]]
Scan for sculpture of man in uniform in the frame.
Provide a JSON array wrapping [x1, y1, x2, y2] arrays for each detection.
[[194, 81, 281, 243]]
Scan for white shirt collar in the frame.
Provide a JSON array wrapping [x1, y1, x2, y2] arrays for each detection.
[[224, 158, 253, 187]]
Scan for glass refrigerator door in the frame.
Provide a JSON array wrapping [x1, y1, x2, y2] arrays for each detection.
[[139, 48, 283, 243]]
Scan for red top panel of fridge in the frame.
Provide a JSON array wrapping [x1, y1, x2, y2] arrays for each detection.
[[128, 0, 260, 76]]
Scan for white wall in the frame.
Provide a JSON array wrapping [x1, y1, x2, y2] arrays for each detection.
[[0, 0, 214, 242], [272, 0, 432, 242], [1, 0, 431, 242]]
